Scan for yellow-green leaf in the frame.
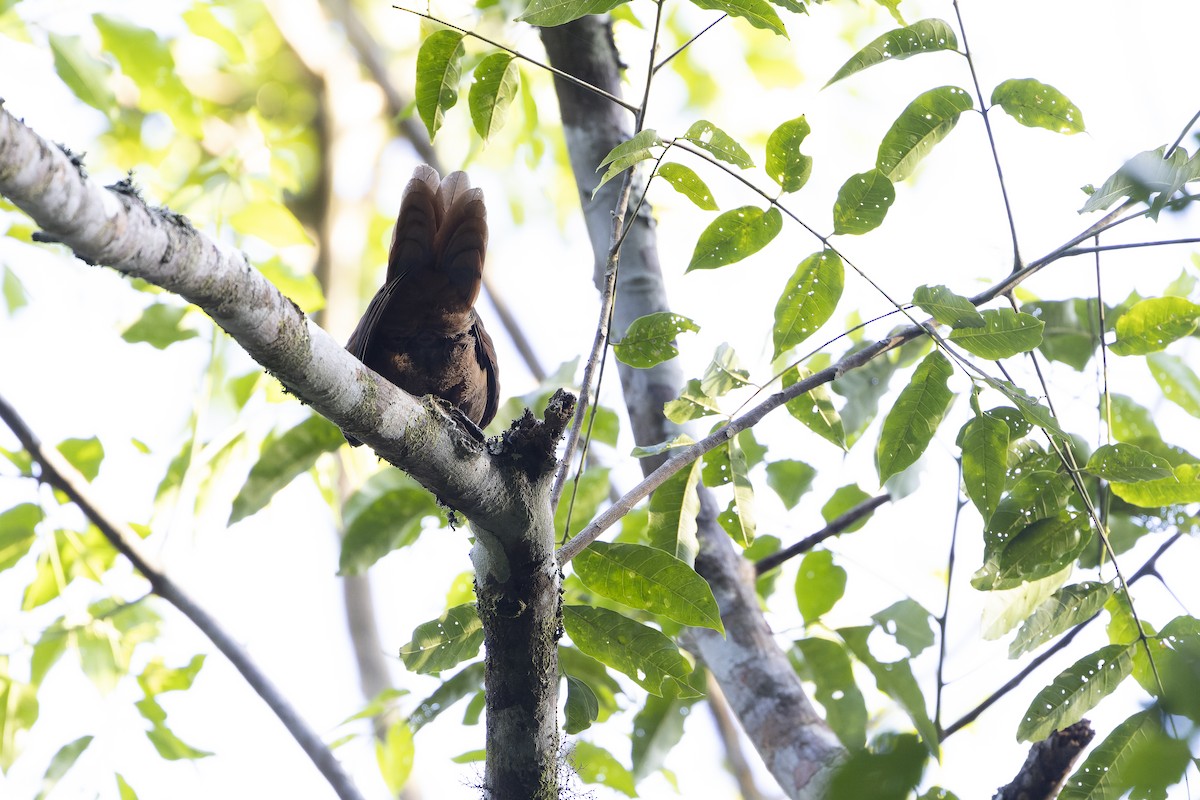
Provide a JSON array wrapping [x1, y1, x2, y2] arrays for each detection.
[[991, 78, 1085, 135]]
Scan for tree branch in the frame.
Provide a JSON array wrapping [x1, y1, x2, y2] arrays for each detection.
[[754, 494, 891, 575], [0, 392, 367, 800]]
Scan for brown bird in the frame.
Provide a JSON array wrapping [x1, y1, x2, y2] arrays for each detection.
[[345, 166, 499, 443]]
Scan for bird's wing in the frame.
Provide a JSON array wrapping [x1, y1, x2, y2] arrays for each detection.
[[472, 312, 501, 429]]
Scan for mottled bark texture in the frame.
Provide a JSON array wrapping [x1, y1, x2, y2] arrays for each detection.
[[994, 721, 1094, 800], [540, 17, 845, 799]]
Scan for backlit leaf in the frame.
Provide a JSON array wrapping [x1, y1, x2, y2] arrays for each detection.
[[832, 169, 895, 235], [1109, 297, 1200, 355], [960, 413, 1008, 522], [121, 303, 198, 349], [595, 129, 663, 194], [1084, 443, 1175, 483], [990, 78, 1085, 134], [399, 605, 483, 674], [562, 606, 698, 697], [612, 312, 699, 368], [1148, 352, 1200, 417], [948, 308, 1044, 359], [792, 637, 867, 749], [646, 458, 703, 566], [415, 30, 465, 140], [230, 414, 344, 524], [825, 19, 958, 87], [876, 86, 973, 181], [1010, 582, 1113, 658], [680, 120, 754, 169], [765, 115, 812, 192], [913, 284, 984, 329], [876, 351, 954, 483], [687, 206, 782, 270], [519, 0, 630, 26], [656, 163, 718, 210], [689, 0, 788, 37], [1110, 462, 1200, 507], [795, 550, 845, 624], [783, 366, 847, 450], [1017, 643, 1135, 742], [469, 53, 519, 142], [773, 250, 844, 358]]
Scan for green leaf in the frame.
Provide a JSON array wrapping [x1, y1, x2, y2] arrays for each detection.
[[229, 414, 344, 524], [93, 15, 201, 137], [409, 663, 483, 732], [840, 627, 938, 751], [960, 413, 1008, 523], [1010, 582, 1113, 658], [1110, 462, 1200, 507], [0, 671, 39, 771], [135, 658, 212, 761], [872, 599, 934, 658], [121, 303, 198, 349], [562, 606, 698, 697], [1080, 146, 1192, 216], [688, 0, 788, 37], [765, 458, 816, 510], [595, 129, 663, 195], [2, 265, 29, 314], [723, 434, 756, 547], [258, 258, 325, 314], [701, 343, 751, 396], [230, 199, 312, 247], [631, 693, 691, 780], [1147, 351, 1200, 417], [518, 0, 630, 26], [1017, 643, 1135, 742], [913, 284, 984, 329], [832, 169, 896, 235], [655, 163, 718, 210], [1151, 615, 1200, 721], [1023, 298, 1098, 371], [375, 720, 414, 795], [687, 206, 782, 271], [990, 78, 1085, 134], [663, 380, 721, 423], [554, 468, 611, 540], [612, 312, 699, 368], [573, 542, 723, 632], [792, 637, 867, 749], [1109, 394, 1159, 441], [825, 19, 959, 87], [570, 740, 636, 797], [821, 484, 874, 532], [33, 735, 93, 800], [399, 605, 483, 674], [680, 120, 754, 169], [795, 550, 846, 624], [1109, 296, 1200, 355], [876, 86, 974, 181], [765, 115, 812, 192], [829, 733, 927, 800], [783, 366, 847, 450], [1060, 708, 1190, 800], [55, 437, 104, 482], [773, 250, 844, 358], [948, 308, 1044, 359], [564, 675, 599, 734], [339, 470, 440, 575], [982, 377, 1068, 439], [646, 459, 703, 566], [48, 33, 115, 113], [415, 30, 465, 140], [116, 774, 139, 800], [987, 511, 1092, 591], [876, 351, 954, 483], [469, 53, 519, 142], [182, 5, 246, 61], [1084, 443, 1175, 483]]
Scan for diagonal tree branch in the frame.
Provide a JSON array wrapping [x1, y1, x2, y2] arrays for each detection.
[[0, 392, 368, 800]]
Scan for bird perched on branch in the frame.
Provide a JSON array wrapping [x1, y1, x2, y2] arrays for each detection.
[[344, 166, 499, 444]]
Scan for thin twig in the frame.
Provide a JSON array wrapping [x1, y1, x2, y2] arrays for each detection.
[[1165, 106, 1200, 158], [392, 6, 639, 114], [754, 494, 891, 575], [934, 472, 966, 736], [1058, 237, 1200, 257], [0, 393, 367, 800], [550, 0, 667, 514], [654, 14, 726, 74], [953, 0, 1022, 269]]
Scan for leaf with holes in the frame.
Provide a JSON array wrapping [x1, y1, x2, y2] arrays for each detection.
[[573, 542, 723, 631], [793, 637, 867, 749], [960, 413, 1008, 523], [825, 19, 959, 87], [680, 120, 754, 169], [913, 284, 984, 329], [469, 53, 519, 142], [701, 343, 751, 396], [766, 115, 812, 192], [1010, 582, 1113, 658], [1084, 443, 1175, 483], [783, 366, 847, 450], [832, 169, 896, 235], [689, 0, 788, 37], [399, 605, 483, 674], [1110, 462, 1200, 507], [646, 458, 703, 566], [612, 312, 699, 368], [876, 86, 974, 181], [991, 78, 1085, 134], [1017, 643, 1135, 741], [687, 206, 782, 271], [876, 351, 954, 483], [1148, 352, 1200, 418], [415, 30, 465, 140], [1059, 708, 1191, 800], [949, 308, 1044, 359], [562, 606, 699, 697], [1109, 297, 1200, 356], [773, 250, 844, 358], [595, 129, 663, 195], [518, 0, 631, 26], [656, 163, 718, 210]]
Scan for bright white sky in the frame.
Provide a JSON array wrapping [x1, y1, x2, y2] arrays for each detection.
[[2, 1, 1200, 798]]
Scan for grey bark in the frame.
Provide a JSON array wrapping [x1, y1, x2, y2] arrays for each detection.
[[540, 17, 845, 798]]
